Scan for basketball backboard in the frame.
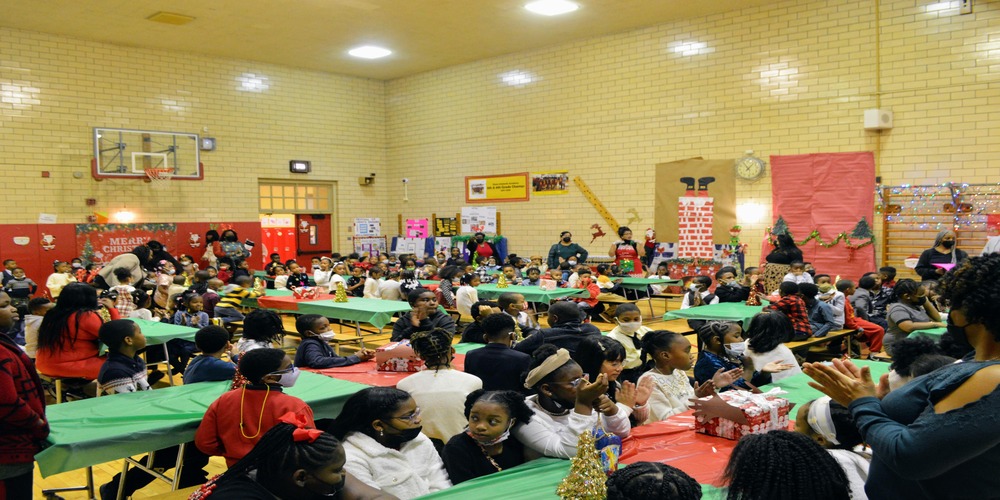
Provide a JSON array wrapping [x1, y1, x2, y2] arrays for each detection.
[[92, 127, 203, 180]]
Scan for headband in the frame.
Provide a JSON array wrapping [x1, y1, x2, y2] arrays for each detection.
[[806, 396, 840, 445], [279, 412, 323, 443], [524, 348, 571, 389]]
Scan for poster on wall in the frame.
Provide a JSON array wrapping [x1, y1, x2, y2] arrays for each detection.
[[465, 172, 529, 203], [435, 217, 459, 236], [433, 237, 453, 254], [354, 218, 381, 236], [405, 218, 429, 238], [353, 236, 387, 258], [531, 171, 570, 195], [461, 206, 497, 234], [76, 223, 177, 265], [393, 238, 422, 255]]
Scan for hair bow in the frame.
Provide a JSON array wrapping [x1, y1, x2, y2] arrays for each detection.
[[278, 412, 323, 443]]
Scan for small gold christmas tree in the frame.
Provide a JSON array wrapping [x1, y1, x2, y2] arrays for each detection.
[[334, 281, 349, 302], [496, 273, 509, 288], [556, 431, 606, 500]]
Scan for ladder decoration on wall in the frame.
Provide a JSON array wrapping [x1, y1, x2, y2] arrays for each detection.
[[573, 176, 620, 233]]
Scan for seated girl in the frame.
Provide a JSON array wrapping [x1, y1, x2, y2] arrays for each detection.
[[436, 265, 462, 309], [195, 348, 313, 467], [190, 414, 396, 500], [396, 328, 483, 444], [390, 289, 456, 342], [885, 278, 945, 353], [795, 396, 871, 500], [637, 330, 738, 423], [574, 336, 651, 427], [231, 309, 286, 361], [36, 282, 120, 379], [724, 431, 851, 500], [455, 273, 481, 318], [293, 314, 374, 368], [327, 387, 452, 499], [442, 390, 533, 484], [693, 321, 793, 390], [512, 344, 625, 458], [743, 310, 802, 383], [606, 462, 702, 500], [646, 263, 671, 295]]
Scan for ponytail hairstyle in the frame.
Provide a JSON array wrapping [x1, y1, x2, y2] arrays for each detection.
[[327, 387, 412, 441], [573, 336, 626, 385], [189, 421, 343, 499], [606, 461, 702, 500], [463, 389, 534, 425], [892, 278, 921, 303], [696, 321, 737, 355], [409, 328, 454, 370], [640, 330, 684, 370], [724, 431, 850, 500]]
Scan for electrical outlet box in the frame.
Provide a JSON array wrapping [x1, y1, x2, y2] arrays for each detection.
[[864, 109, 894, 130], [961, 0, 973, 14]]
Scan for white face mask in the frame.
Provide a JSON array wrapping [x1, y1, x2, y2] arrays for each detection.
[[568, 260, 577, 266], [688, 283, 699, 291], [617, 321, 642, 334], [270, 366, 300, 388], [724, 341, 747, 358], [465, 421, 515, 447], [320, 332, 336, 341]]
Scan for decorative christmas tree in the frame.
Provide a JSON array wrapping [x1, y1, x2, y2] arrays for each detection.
[[556, 431, 606, 500], [850, 217, 874, 240], [334, 282, 349, 302], [771, 216, 790, 236], [496, 273, 509, 288]]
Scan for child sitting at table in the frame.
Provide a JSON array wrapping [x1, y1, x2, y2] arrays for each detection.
[[693, 321, 792, 391], [766, 281, 812, 340], [231, 309, 285, 360], [637, 330, 734, 423], [815, 274, 846, 326], [346, 265, 367, 297], [800, 282, 841, 338], [606, 462, 702, 500], [464, 312, 530, 391], [574, 336, 651, 427], [174, 293, 210, 329], [885, 278, 945, 353], [377, 270, 403, 301], [606, 303, 652, 384], [213, 275, 262, 325], [363, 266, 384, 298], [460, 300, 499, 344], [96, 320, 209, 498], [397, 328, 483, 443], [714, 266, 750, 303], [284, 261, 310, 290], [271, 264, 289, 290], [680, 275, 719, 309], [723, 431, 851, 500], [742, 266, 767, 306], [782, 261, 814, 286], [293, 314, 373, 368], [569, 268, 601, 319], [547, 267, 566, 287], [184, 325, 237, 384], [443, 390, 533, 484], [521, 267, 542, 286], [312, 257, 334, 290], [196, 348, 314, 467], [399, 269, 422, 296], [437, 265, 461, 308], [456, 273, 481, 318], [744, 310, 802, 382], [795, 396, 871, 500], [23, 297, 53, 359]]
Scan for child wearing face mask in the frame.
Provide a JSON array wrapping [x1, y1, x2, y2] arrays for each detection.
[[692, 321, 793, 391], [293, 314, 374, 369], [794, 397, 871, 500], [885, 278, 945, 353], [607, 303, 653, 384], [443, 390, 534, 484], [814, 274, 846, 326], [714, 267, 750, 303]]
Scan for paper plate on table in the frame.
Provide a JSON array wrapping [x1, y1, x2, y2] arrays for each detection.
[[932, 263, 956, 272]]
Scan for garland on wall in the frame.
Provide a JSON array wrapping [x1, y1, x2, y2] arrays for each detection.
[[450, 234, 505, 244], [765, 215, 875, 250]]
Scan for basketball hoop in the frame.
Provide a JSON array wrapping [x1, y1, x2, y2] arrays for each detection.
[[144, 168, 173, 189]]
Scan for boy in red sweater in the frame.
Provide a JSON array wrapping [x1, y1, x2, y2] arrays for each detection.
[[571, 268, 601, 319], [195, 348, 313, 467]]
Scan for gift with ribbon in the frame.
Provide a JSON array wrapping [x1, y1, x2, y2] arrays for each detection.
[[375, 340, 425, 372], [692, 388, 794, 440]]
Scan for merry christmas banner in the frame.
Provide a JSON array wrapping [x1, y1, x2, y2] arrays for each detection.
[[76, 223, 178, 265]]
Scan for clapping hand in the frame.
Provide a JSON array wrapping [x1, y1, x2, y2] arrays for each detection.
[[576, 373, 609, 404], [762, 361, 795, 373], [595, 394, 618, 416], [711, 367, 743, 389], [693, 379, 716, 398], [803, 359, 877, 407]]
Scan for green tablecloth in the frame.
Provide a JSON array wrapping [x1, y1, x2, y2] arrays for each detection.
[[35, 372, 368, 477], [765, 359, 890, 409], [419, 280, 439, 286], [617, 277, 682, 291], [663, 302, 765, 327], [242, 288, 294, 308], [416, 457, 723, 499], [296, 298, 412, 330], [475, 284, 587, 303], [908, 326, 947, 340], [126, 318, 198, 345], [452, 343, 483, 354]]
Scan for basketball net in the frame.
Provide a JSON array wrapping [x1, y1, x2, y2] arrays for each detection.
[[144, 168, 173, 190]]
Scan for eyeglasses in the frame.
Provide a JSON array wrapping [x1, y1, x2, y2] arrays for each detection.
[[268, 366, 295, 376], [391, 407, 422, 423], [553, 377, 583, 388]]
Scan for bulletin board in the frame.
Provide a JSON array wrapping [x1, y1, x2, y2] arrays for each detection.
[[465, 173, 529, 203]]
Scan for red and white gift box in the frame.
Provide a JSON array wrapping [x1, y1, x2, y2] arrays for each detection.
[[538, 279, 557, 290], [375, 340, 425, 372], [694, 388, 792, 440], [292, 287, 320, 299]]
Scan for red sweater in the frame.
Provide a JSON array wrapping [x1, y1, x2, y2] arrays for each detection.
[[36, 308, 120, 379], [195, 385, 314, 466], [0, 335, 49, 464], [574, 281, 601, 307]]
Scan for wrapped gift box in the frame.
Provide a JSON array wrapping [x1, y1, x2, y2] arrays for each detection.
[[538, 278, 557, 291], [694, 389, 791, 440], [375, 340, 425, 372], [292, 287, 320, 299]]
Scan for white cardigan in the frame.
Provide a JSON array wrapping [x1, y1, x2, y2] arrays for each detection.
[[512, 395, 631, 459], [341, 431, 451, 500]]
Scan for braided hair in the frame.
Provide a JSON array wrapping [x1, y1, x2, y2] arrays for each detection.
[[724, 430, 850, 500], [190, 422, 343, 499], [242, 309, 284, 344], [891, 278, 922, 303], [696, 320, 738, 354], [463, 389, 534, 424], [410, 328, 454, 370], [639, 330, 685, 370], [606, 461, 702, 500], [938, 253, 1000, 340]]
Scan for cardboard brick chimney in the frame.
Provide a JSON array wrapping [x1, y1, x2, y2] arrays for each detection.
[[677, 196, 715, 259]]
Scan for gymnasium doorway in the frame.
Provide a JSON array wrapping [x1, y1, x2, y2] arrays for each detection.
[[258, 181, 337, 267]]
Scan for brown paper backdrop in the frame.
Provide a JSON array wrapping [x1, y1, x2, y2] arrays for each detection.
[[654, 158, 737, 248]]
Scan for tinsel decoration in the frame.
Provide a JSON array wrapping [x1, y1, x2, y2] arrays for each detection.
[[334, 281, 349, 302], [450, 234, 504, 244], [556, 431, 607, 500], [496, 273, 509, 288], [764, 216, 876, 251]]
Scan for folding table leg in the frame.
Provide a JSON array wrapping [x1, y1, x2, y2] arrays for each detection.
[[163, 344, 175, 386]]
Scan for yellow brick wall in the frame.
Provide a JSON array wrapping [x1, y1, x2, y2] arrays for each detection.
[[0, 27, 388, 250], [386, 0, 999, 266]]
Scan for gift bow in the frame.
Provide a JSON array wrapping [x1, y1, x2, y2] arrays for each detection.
[[279, 412, 323, 443], [724, 388, 788, 424]]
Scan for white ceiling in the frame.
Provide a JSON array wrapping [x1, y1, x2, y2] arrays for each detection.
[[1, 0, 773, 80]]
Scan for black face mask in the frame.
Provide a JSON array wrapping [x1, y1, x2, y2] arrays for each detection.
[[301, 472, 344, 499], [381, 425, 422, 447], [942, 240, 955, 249], [224, 234, 237, 242], [947, 319, 972, 350], [915, 296, 927, 306], [562, 237, 572, 243]]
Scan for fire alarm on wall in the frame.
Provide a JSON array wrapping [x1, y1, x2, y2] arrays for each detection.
[[864, 109, 893, 130]]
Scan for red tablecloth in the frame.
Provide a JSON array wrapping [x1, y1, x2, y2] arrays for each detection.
[[256, 294, 335, 311], [620, 412, 735, 486], [306, 353, 467, 387]]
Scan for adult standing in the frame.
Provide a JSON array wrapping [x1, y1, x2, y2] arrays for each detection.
[[465, 232, 496, 264], [547, 231, 588, 270], [201, 230, 220, 269], [914, 230, 968, 282], [608, 226, 644, 277], [761, 233, 804, 294], [214, 229, 252, 263], [94, 245, 153, 290], [804, 253, 1000, 499], [145, 240, 179, 273]]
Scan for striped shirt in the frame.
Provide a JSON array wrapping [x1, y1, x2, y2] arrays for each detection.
[[215, 286, 260, 309]]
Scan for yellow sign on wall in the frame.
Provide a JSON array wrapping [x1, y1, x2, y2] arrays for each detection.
[[465, 172, 530, 203]]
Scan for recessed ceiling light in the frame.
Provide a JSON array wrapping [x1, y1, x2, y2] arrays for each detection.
[[525, 0, 579, 16], [348, 45, 392, 59]]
